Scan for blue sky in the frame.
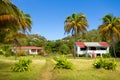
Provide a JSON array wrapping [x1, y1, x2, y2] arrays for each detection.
[[11, 0, 120, 40]]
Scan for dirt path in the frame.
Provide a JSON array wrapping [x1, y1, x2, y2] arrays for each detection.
[[37, 59, 57, 80]]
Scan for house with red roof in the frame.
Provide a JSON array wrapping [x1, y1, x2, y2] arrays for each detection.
[[75, 42, 110, 58], [13, 46, 43, 55]]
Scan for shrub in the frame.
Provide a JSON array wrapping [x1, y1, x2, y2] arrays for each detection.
[[78, 54, 86, 57], [38, 52, 44, 56], [93, 58, 104, 69], [103, 59, 116, 70], [93, 58, 117, 70], [102, 53, 111, 58], [4, 51, 11, 57], [11, 58, 32, 72], [54, 55, 73, 69], [0, 49, 5, 55], [16, 50, 28, 56]]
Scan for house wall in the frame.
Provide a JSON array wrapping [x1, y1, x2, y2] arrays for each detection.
[[29, 49, 38, 54], [76, 46, 87, 55], [76, 46, 109, 56]]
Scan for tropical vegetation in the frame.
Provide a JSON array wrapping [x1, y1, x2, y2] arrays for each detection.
[[98, 14, 120, 57], [0, 0, 120, 80], [64, 13, 89, 57], [64, 13, 89, 41], [0, 0, 32, 45]]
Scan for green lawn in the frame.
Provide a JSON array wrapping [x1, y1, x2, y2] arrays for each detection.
[[56, 59, 120, 80], [0, 58, 46, 80], [0, 55, 120, 80]]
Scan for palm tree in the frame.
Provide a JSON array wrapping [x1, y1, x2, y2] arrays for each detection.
[[0, 0, 32, 59], [64, 13, 89, 57], [0, 0, 32, 43], [0, 0, 32, 32], [98, 14, 120, 57]]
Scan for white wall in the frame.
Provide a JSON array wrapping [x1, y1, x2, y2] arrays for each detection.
[[76, 46, 109, 55]]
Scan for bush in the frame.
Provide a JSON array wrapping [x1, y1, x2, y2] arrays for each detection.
[[0, 49, 5, 55], [54, 55, 73, 69], [93, 58, 104, 69], [103, 59, 116, 70], [102, 53, 111, 58], [11, 58, 32, 72], [4, 51, 16, 57], [93, 58, 117, 70], [4, 51, 11, 57], [78, 54, 86, 57], [38, 52, 44, 56], [16, 50, 28, 56]]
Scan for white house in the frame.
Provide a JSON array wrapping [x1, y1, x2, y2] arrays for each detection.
[[75, 42, 110, 57], [13, 46, 43, 54]]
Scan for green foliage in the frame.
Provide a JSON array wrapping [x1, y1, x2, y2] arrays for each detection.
[[16, 50, 28, 56], [38, 52, 44, 55], [59, 44, 70, 54], [93, 58, 104, 69], [103, 59, 116, 70], [11, 58, 32, 72], [44, 41, 57, 53], [26, 34, 47, 47], [93, 58, 117, 70], [0, 45, 14, 57], [54, 55, 73, 69], [78, 54, 86, 57], [110, 41, 120, 57], [0, 49, 5, 55], [102, 53, 111, 58], [4, 51, 12, 57]]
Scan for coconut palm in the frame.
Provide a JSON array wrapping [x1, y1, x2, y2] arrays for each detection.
[[0, 0, 32, 43], [64, 13, 88, 41], [64, 13, 89, 57], [98, 14, 120, 57], [0, 0, 32, 32]]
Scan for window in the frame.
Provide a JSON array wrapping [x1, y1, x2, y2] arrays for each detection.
[[31, 49, 36, 52], [89, 47, 96, 50], [100, 47, 107, 50], [81, 46, 87, 51]]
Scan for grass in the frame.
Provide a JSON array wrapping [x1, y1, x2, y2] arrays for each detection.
[[0, 55, 120, 80], [0, 58, 46, 80], [55, 59, 120, 80]]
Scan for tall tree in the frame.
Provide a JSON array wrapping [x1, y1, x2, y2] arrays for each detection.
[[0, 0, 32, 43], [98, 14, 120, 57], [64, 13, 88, 57]]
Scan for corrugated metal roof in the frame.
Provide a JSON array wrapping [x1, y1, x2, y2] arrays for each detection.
[[85, 42, 100, 47], [75, 42, 85, 48], [75, 42, 109, 47], [98, 42, 109, 47]]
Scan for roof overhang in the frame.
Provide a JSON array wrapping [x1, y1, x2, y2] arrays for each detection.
[[75, 42, 109, 48], [75, 42, 85, 48]]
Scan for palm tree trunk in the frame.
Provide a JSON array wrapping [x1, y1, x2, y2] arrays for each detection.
[[73, 28, 77, 58], [112, 36, 117, 58], [73, 36, 76, 59], [113, 44, 117, 58]]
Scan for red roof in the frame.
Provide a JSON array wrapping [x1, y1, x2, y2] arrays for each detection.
[[75, 42, 109, 47], [17, 46, 42, 49], [98, 42, 109, 47], [75, 42, 85, 48]]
